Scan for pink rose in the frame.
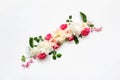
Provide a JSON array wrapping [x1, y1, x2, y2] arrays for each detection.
[[68, 36, 74, 41], [60, 24, 67, 30], [52, 43, 60, 49], [81, 28, 90, 36], [37, 53, 47, 59], [45, 33, 52, 41]]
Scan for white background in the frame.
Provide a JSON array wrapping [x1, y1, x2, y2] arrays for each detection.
[[0, 0, 120, 80]]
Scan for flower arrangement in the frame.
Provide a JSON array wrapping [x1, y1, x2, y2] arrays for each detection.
[[21, 12, 102, 68]]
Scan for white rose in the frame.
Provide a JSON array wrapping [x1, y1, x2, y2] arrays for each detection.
[[64, 28, 73, 38], [70, 22, 82, 36], [37, 40, 53, 54], [52, 29, 66, 43], [30, 47, 40, 55]]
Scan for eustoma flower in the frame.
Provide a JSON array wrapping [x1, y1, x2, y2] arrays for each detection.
[[21, 12, 102, 68]]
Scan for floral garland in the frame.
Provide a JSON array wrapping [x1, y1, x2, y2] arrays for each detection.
[[21, 12, 102, 68]]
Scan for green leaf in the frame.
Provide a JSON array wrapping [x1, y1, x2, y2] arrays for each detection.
[[49, 50, 57, 56], [69, 20, 72, 22], [66, 19, 69, 22], [74, 35, 79, 44], [80, 12, 87, 22], [57, 54, 62, 58], [79, 34, 83, 38], [21, 55, 26, 62], [29, 37, 34, 48], [49, 51, 53, 55], [52, 55, 56, 60], [88, 24, 94, 27], [69, 15, 72, 19], [34, 37, 40, 42], [53, 50, 57, 56], [49, 50, 55, 55], [39, 36, 44, 41]]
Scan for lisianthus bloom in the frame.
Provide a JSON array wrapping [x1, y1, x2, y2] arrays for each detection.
[[81, 28, 90, 36], [37, 53, 47, 59]]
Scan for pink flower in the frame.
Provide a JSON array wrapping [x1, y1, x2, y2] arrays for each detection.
[[81, 28, 90, 36], [21, 59, 34, 68], [68, 36, 74, 41], [45, 33, 52, 41], [60, 24, 67, 30], [52, 43, 60, 49], [37, 53, 47, 59]]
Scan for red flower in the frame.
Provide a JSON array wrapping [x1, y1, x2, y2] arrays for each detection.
[[45, 33, 52, 41], [68, 36, 74, 41], [60, 24, 67, 30], [81, 28, 90, 36], [52, 43, 60, 49], [37, 53, 47, 59]]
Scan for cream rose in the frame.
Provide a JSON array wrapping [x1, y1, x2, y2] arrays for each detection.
[[37, 40, 53, 54], [52, 29, 67, 44], [70, 22, 82, 35]]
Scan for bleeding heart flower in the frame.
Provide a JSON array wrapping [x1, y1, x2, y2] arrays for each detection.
[[37, 53, 47, 59], [45, 33, 52, 41], [52, 43, 60, 49], [81, 28, 90, 36], [60, 24, 67, 30], [68, 36, 74, 41]]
